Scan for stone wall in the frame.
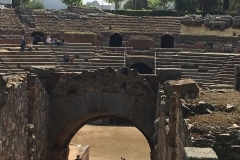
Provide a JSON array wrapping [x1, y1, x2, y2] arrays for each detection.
[[155, 90, 191, 160], [59, 33, 104, 46], [0, 74, 28, 159], [0, 73, 49, 160], [27, 74, 49, 160]]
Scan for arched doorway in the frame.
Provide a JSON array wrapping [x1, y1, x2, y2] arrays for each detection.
[[31, 31, 45, 45], [69, 117, 150, 160], [49, 67, 156, 160], [109, 33, 122, 47], [130, 63, 153, 74], [161, 34, 174, 48]]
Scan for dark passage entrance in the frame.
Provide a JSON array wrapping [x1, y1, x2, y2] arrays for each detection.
[[31, 31, 45, 45], [109, 33, 122, 47], [161, 34, 174, 48], [130, 63, 153, 74]]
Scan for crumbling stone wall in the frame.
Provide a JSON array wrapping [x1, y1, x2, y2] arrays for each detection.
[[0, 74, 28, 159], [0, 73, 49, 160], [155, 89, 191, 160], [27, 74, 49, 160]]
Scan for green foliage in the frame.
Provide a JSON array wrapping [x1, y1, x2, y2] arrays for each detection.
[[223, 0, 230, 10], [229, 0, 240, 11], [198, 0, 223, 12], [175, 0, 183, 12], [105, 0, 125, 10], [26, 0, 44, 9], [123, 0, 148, 10], [61, 0, 83, 6], [12, 0, 30, 7], [183, 0, 198, 13], [148, 0, 173, 10]]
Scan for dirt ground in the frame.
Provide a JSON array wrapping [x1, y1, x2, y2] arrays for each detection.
[[180, 24, 240, 36], [69, 125, 150, 160]]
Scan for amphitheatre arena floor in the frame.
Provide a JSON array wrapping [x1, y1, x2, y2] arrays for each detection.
[[69, 125, 150, 160]]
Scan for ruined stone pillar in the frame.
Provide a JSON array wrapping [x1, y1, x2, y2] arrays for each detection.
[[234, 64, 240, 90]]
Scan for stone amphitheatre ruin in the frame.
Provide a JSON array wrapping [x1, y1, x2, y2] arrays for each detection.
[[0, 6, 240, 160]]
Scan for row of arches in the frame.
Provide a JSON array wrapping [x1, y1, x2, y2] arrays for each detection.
[[30, 31, 174, 48], [109, 33, 174, 48]]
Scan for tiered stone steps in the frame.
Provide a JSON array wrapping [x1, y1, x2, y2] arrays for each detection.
[[18, 8, 180, 34], [52, 44, 126, 72], [156, 51, 236, 88], [0, 44, 57, 73], [210, 54, 240, 88], [0, 9, 24, 37]]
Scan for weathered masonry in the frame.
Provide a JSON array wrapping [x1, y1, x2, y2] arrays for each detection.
[[0, 67, 218, 160]]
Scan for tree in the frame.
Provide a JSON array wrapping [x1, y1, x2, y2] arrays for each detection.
[[148, 0, 173, 10], [123, 0, 148, 10], [61, 0, 83, 6], [183, 0, 198, 13], [10, 0, 30, 8], [223, 0, 230, 10], [175, 0, 183, 12], [105, 0, 125, 10], [197, 0, 222, 12], [26, 0, 44, 9]]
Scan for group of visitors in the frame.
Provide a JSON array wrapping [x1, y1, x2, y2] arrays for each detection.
[[46, 36, 65, 46], [63, 53, 74, 63], [20, 34, 66, 50]]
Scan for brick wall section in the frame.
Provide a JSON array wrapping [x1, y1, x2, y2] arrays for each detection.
[[0, 74, 28, 159], [156, 90, 191, 160]]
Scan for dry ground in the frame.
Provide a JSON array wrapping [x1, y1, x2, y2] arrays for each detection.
[[180, 24, 240, 36], [188, 89, 240, 130], [69, 125, 150, 160]]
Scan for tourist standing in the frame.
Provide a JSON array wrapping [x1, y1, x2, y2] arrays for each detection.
[[20, 35, 26, 51]]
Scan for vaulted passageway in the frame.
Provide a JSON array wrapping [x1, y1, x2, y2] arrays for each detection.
[[130, 63, 153, 74], [48, 67, 156, 160]]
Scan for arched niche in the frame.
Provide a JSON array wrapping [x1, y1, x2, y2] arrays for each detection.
[[161, 34, 174, 48], [109, 33, 122, 47]]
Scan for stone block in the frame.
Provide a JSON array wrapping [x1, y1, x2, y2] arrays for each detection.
[[84, 92, 98, 112], [118, 94, 135, 117], [163, 79, 199, 99], [184, 147, 218, 160], [96, 92, 109, 112], [157, 68, 181, 83], [30, 66, 56, 75], [108, 93, 122, 114]]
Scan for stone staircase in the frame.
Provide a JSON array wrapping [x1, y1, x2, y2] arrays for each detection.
[[156, 50, 238, 89]]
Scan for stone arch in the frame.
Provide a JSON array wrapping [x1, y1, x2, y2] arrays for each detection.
[[130, 63, 153, 74], [31, 31, 45, 45], [49, 67, 156, 160], [109, 32, 122, 47], [161, 34, 174, 48]]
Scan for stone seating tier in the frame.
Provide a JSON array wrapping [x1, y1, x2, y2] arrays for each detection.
[[18, 8, 180, 34]]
